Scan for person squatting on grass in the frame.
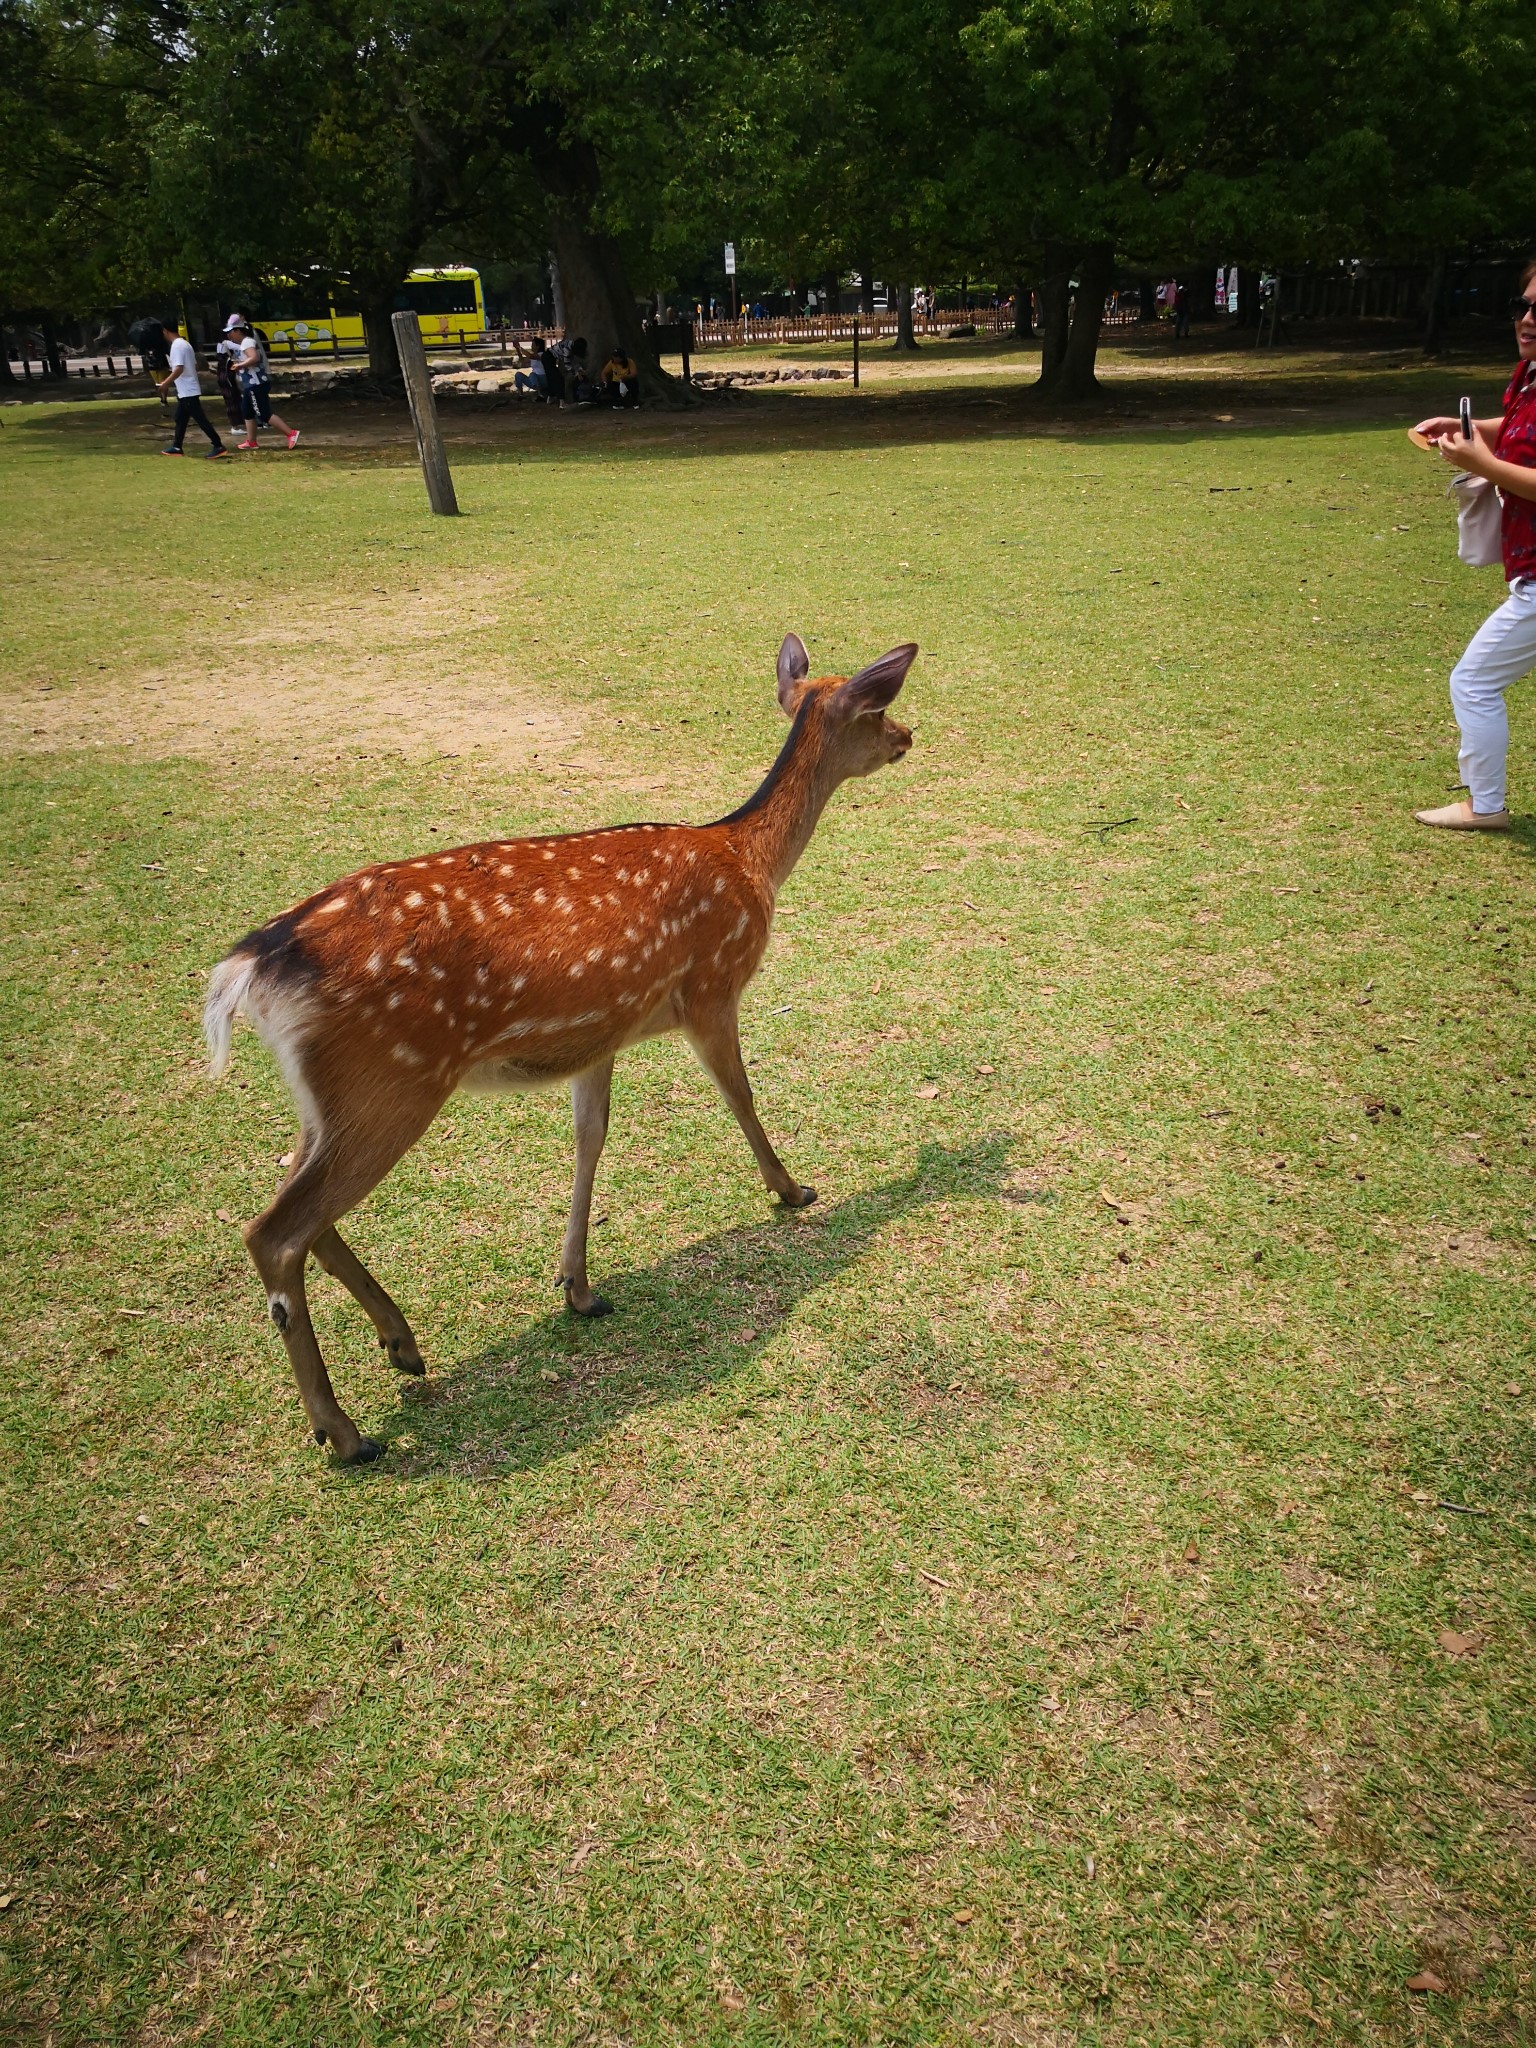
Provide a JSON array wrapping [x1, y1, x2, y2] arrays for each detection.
[[156, 323, 226, 457], [232, 321, 300, 453], [1412, 261, 1536, 831]]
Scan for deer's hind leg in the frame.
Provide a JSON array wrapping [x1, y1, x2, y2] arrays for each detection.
[[311, 1227, 426, 1376], [242, 1072, 446, 1462], [560, 1057, 615, 1317]]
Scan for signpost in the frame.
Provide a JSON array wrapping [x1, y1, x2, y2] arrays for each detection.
[[392, 309, 459, 517]]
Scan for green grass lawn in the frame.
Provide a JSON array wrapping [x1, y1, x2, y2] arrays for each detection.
[[1, 360, 1533, 2045]]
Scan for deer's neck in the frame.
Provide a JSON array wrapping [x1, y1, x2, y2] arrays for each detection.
[[718, 704, 842, 896]]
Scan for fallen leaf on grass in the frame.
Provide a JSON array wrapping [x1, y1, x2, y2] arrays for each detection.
[[1038, 1695, 1062, 1714], [954, 1908, 975, 1925], [1184, 1541, 1201, 1565], [1406, 1969, 1447, 1995], [1437, 1629, 1480, 1658], [215, 1208, 233, 1224], [0, 1894, 15, 1911], [976, 1063, 995, 1075], [916, 1084, 940, 1100]]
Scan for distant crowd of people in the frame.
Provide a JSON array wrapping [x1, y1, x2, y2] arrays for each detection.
[[512, 334, 639, 407]]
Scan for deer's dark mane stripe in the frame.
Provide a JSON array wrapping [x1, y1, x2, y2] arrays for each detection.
[[714, 697, 813, 827]]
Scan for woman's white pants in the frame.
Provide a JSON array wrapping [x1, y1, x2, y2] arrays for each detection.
[[1449, 576, 1536, 812]]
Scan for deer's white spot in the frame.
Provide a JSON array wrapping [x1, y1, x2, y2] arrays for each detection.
[[569, 963, 585, 979], [411, 860, 429, 870], [392, 1044, 422, 1065], [359, 875, 375, 893], [430, 882, 446, 897], [469, 902, 485, 924], [586, 946, 604, 964], [436, 901, 451, 926], [395, 951, 417, 971], [555, 896, 572, 915], [387, 993, 403, 1010], [498, 864, 515, 878], [533, 888, 548, 906], [365, 951, 383, 975], [542, 849, 555, 862], [405, 890, 424, 909]]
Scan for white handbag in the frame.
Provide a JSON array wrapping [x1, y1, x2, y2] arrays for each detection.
[[1449, 470, 1503, 568]]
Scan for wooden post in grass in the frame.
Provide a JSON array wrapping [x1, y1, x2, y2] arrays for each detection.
[[392, 308, 459, 516], [853, 317, 860, 388]]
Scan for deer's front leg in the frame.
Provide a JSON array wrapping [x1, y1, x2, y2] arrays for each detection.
[[685, 1011, 816, 1208], [560, 1057, 615, 1316]]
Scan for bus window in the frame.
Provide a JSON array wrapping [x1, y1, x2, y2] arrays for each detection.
[[401, 279, 479, 318]]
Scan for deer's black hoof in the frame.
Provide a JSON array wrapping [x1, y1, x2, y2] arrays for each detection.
[[338, 1435, 383, 1466], [380, 1334, 426, 1376], [780, 1184, 817, 1209]]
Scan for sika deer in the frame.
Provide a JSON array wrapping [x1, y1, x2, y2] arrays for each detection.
[[205, 634, 916, 1462]]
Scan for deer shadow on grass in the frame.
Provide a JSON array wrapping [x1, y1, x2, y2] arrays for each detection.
[[373, 1133, 1010, 1479]]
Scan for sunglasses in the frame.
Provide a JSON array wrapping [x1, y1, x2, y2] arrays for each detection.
[[1511, 295, 1536, 322]]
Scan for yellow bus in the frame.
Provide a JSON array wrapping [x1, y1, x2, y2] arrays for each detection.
[[242, 268, 487, 354]]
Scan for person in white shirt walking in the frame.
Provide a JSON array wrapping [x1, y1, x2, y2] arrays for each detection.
[[155, 322, 226, 457]]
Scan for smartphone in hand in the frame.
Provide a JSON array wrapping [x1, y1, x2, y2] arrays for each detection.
[[1459, 396, 1474, 441]]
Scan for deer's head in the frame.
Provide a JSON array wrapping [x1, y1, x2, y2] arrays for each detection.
[[776, 632, 916, 781]]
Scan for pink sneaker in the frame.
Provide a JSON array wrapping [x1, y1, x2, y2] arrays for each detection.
[[286, 429, 301, 450]]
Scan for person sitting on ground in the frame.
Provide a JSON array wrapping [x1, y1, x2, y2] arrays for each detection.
[[1411, 266, 1536, 830], [600, 345, 639, 407], [231, 322, 300, 452], [155, 321, 226, 458], [563, 336, 594, 402], [514, 337, 550, 400]]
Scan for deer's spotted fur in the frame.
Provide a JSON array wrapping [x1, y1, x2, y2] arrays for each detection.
[[206, 634, 916, 1463]]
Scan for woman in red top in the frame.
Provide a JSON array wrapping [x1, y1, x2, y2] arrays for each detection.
[[1412, 262, 1536, 830]]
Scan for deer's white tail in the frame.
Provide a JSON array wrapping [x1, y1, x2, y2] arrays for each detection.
[[204, 953, 258, 1080]]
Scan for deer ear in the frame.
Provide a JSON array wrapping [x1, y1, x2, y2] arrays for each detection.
[[830, 642, 918, 718], [776, 632, 810, 714]]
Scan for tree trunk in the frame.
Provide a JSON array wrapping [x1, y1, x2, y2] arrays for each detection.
[[1421, 253, 1447, 356], [0, 327, 16, 387], [40, 312, 66, 380], [549, 255, 567, 332], [1036, 244, 1113, 401], [894, 283, 919, 352], [1036, 261, 1070, 380], [547, 205, 689, 406], [1012, 281, 1033, 340], [362, 300, 404, 390]]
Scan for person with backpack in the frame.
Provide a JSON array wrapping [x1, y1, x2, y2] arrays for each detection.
[[1412, 263, 1536, 830], [154, 321, 226, 458], [231, 320, 300, 452]]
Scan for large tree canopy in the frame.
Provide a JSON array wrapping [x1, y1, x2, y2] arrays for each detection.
[[5, 0, 1533, 397]]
